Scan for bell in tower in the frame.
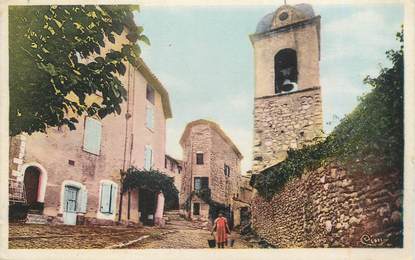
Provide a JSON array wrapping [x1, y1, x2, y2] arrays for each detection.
[[250, 3, 323, 172], [275, 48, 298, 93]]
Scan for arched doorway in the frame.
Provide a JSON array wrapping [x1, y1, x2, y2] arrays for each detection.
[[24, 166, 41, 205]]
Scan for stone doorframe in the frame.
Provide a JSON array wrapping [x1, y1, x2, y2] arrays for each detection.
[[20, 162, 48, 203]]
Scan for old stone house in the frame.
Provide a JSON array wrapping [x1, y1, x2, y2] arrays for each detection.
[[9, 30, 173, 226], [179, 119, 243, 222], [164, 154, 182, 197]]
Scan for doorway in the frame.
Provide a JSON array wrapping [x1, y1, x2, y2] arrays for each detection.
[[193, 203, 200, 216], [139, 189, 157, 226], [23, 166, 40, 205], [63, 185, 79, 225]]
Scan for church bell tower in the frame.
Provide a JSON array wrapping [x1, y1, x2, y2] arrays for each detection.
[[251, 3, 323, 172]]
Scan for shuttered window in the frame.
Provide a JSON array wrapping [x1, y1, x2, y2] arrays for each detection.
[[100, 183, 117, 214], [63, 185, 87, 213], [194, 177, 208, 191], [146, 105, 154, 130], [144, 145, 153, 170], [83, 117, 102, 155]]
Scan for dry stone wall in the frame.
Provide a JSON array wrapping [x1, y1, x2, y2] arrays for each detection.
[[253, 88, 323, 172], [251, 166, 403, 247]]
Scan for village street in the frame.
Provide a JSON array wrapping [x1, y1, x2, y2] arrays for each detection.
[[9, 211, 255, 249]]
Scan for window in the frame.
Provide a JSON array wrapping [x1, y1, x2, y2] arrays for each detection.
[[64, 186, 79, 213], [194, 177, 208, 191], [146, 105, 154, 130], [83, 117, 102, 155], [224, 164, 231, 177], [193, 203, 200, 215], [144, 145, 153, 170], [274, 48, 298, 93], [196, 153, 204, 165], [146, 84, 155, 104], [99, 182, 117, 214]]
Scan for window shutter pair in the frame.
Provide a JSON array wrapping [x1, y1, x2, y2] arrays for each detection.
[[144, 145, 153, 170], [100, 183, 117, 214]]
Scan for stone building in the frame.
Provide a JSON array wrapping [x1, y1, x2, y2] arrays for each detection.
[[8, 30, 173, 226], [164, 154, 182, 195], [250, 3, 323, 173], [231, 173, 253, 228], [179, 119, 243, 221]]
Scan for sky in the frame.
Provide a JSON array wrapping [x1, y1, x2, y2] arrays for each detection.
[[133, 3, 403, 173]]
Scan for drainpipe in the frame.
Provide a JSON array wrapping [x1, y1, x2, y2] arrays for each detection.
[[119, 61, 133, 223]]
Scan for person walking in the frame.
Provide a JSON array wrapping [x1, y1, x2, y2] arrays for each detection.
[[211, 212, 231, 248]]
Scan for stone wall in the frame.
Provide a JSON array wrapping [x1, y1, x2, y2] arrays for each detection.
[[210, 128, 241, 205], [251, 165, 403, 247], [252, 87, 323, 172]]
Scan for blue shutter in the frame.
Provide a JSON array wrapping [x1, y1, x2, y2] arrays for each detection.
[[144, 145, 152, 170], [110, 185, 117, 214], [83, 118, 102, 155], [146, 105, 154, 130], [78, 189, 88, 213], [100, 183, 111, 213]]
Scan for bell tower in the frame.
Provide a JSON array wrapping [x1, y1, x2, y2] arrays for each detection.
[[251, 3, 323, 172]]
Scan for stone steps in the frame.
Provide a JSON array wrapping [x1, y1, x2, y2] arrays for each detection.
[[26, 214, 48, 225], [164, 210, 184, 222]]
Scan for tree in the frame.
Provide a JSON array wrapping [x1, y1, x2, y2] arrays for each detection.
[[9, 5, 150, 136]]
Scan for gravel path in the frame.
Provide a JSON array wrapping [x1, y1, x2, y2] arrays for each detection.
[[9, 223, 159, 249], [129, 219, 256, 249], [9, 218, 256, 249]]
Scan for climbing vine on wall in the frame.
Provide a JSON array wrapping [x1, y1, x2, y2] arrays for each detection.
[[122, 167, 179, 210], [253, 29, 404, 200]]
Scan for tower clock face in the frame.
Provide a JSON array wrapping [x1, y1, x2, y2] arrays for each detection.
[[279, 11, 289, 21]]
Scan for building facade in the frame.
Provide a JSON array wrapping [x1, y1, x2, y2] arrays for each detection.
[[164, 154, 182, 196], [231, 174, 253, 229], [8, 31, 173, 226], [250, 3, 323, 173], [179, 119, 243, 221]]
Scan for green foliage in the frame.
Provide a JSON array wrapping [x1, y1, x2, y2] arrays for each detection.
[[253, 29, 404, 199], [9, 5, 149, 136], [122, 167, 179, 210]]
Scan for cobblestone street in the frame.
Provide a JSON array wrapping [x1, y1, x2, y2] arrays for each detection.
[[9, 216, 256, 249]]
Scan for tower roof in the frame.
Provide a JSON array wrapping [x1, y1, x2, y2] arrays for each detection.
[[255, 3, 315, 34], [179, 119, 243, 160]]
